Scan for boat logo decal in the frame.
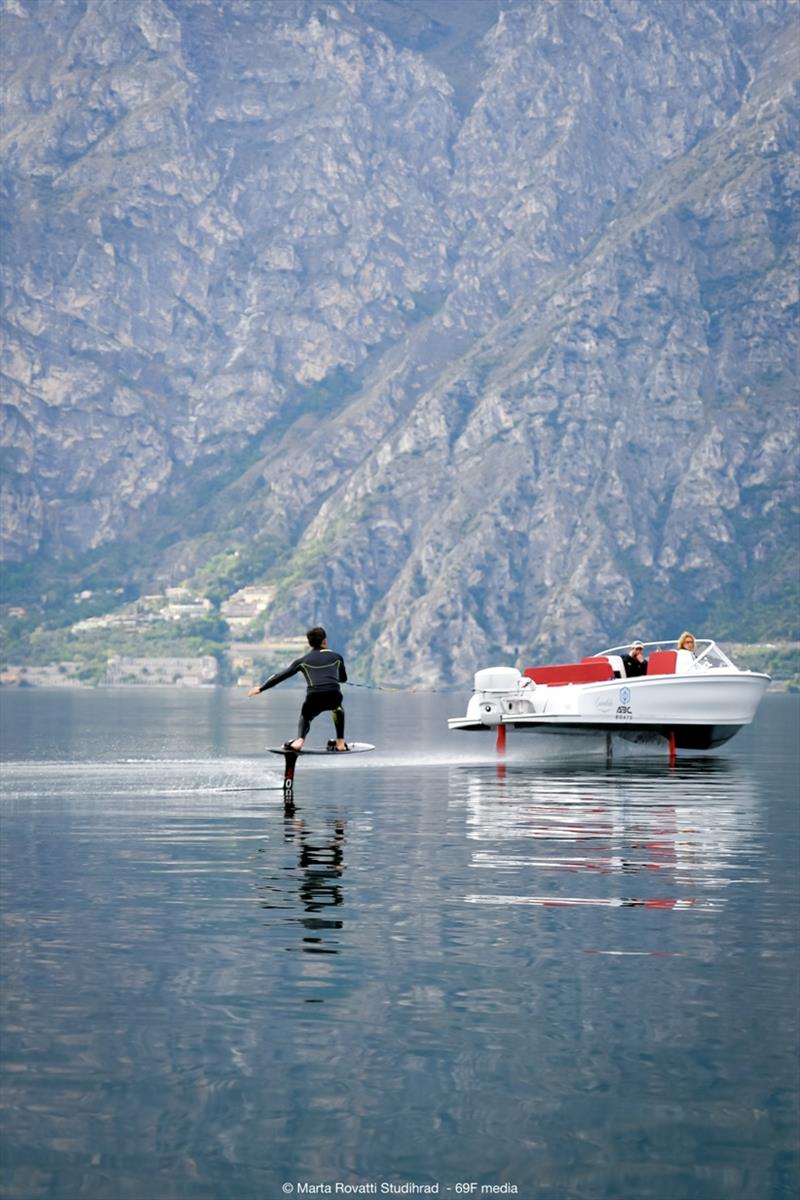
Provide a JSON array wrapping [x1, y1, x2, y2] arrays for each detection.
[[616, 686, 633, 719]]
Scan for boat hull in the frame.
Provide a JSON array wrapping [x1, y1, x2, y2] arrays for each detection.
[[576, 671, 769, 727], [447, 718, 743, 748]]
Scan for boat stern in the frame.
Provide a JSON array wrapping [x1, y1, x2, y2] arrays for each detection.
[[449, 666, 537, 731]]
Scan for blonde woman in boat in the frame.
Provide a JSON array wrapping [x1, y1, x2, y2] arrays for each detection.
[[678, 631, 697, 654]]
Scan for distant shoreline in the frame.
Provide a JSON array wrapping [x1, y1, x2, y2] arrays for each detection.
[[1, 643, 797, 693]]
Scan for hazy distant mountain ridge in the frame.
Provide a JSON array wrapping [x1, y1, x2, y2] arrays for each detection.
[[1, 0, 797, 681]]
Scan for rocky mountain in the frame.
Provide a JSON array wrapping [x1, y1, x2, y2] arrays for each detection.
[[1, 0, 798, 683]]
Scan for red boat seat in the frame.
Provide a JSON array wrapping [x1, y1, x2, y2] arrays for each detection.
[[647, 649, 677, 675], [582, 654, 624, 678], [524, 661, 614, 685]]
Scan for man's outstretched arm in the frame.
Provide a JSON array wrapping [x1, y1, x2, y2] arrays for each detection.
[[247, 658, 302, 697]]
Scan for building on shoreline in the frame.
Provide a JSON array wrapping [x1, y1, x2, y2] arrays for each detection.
[[105, 656, 219, 687]]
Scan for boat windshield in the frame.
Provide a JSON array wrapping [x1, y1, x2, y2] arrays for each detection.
[[599, 639, 737, 669]]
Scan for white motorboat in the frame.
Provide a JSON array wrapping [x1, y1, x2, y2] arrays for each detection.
[[448, 639, 770, 752]]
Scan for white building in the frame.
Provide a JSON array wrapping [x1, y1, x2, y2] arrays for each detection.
[[106, 656, 219, 686], [221, 585, 276, 631]]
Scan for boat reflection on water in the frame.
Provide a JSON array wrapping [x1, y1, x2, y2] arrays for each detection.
[[449, 757, 761, 919]]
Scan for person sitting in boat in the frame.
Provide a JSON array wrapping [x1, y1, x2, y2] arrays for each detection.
[[247, 626, 349, 752], [621, 640, 648, 677], [675, 630, 709, 670]]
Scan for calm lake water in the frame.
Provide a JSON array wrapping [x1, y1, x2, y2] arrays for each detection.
[[1, 687, 798, 1200]]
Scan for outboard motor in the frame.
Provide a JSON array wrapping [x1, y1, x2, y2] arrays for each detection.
[[469, 667, 529, 726]]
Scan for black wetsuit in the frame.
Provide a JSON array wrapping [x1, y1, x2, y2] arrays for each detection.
[[257, 648, 348, 740]]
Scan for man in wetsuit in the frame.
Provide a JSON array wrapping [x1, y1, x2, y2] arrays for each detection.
[[247, 626, 348, 752]]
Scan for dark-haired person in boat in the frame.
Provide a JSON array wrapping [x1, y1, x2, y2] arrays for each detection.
[[247, 626, 348, 752], [622, 640, 648, 677]]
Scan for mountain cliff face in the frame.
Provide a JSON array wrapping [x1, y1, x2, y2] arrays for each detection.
[[2, 0, 798, 682]]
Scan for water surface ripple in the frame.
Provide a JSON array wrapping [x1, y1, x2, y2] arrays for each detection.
[[1, 689, 798, 1200]]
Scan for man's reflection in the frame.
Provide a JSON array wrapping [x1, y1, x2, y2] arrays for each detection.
[[278, 814, 346, 952]]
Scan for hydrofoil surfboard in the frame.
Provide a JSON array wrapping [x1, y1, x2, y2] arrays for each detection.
[[268, 742, 374, 798], [267, 743, 375, 756]]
